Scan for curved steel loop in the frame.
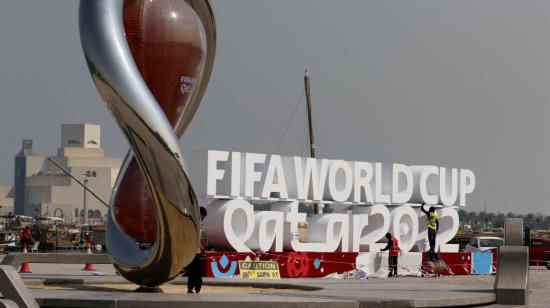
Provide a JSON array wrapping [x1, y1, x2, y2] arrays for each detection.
[[79, 0, 215, 286]]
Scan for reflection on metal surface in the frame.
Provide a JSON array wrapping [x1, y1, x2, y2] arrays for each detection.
[[79, 0, 215, 286]]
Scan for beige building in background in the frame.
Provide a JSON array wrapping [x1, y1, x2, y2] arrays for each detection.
[[0, 186, 14, 215], [14, 124, 121, 222]]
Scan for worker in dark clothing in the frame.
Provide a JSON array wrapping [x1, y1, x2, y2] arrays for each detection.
[[421, 204, 439, 260], [187, 206, 208, 294], [380, 232, 400, 277]]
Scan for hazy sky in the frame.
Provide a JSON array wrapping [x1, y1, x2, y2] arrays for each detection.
[[1, 1, 550, 215]]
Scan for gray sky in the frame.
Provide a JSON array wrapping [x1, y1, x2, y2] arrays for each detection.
[[1, 0, 550, 215]]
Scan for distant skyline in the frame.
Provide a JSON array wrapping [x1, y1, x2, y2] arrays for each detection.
[[1, 1, 550, 214]]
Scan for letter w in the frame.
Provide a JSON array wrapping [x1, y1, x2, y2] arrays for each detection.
[[294, 157, 329, 201]]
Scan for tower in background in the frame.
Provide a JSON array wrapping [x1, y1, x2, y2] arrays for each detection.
[[14, 139, 43, 214], [12, 124, 121, 221]]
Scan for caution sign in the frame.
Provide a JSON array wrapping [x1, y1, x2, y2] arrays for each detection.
[[238, 260, 280, 279]]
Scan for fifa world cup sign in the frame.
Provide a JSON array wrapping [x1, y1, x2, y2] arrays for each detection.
[[187, 150, 476, 254], [79, 0, 215, 286]]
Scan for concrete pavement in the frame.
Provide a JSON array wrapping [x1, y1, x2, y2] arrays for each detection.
[[2, 256, 550, 307]]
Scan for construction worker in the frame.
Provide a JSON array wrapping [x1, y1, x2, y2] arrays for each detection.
[[84, 232, 93, 250], [20, 226, 32, 252], [421, 204, 439, 259], [380, 232, 400, 277]]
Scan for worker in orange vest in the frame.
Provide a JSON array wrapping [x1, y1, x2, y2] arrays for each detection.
[[20, 226, 32, 252], [84, 232, 93, 249], [380, 232, 401, 277]]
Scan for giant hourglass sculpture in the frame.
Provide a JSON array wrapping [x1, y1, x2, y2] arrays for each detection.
[[79, 0, 215, 286]]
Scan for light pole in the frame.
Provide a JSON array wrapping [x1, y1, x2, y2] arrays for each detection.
[[83, 175, 89, 225], [82, 170, 98, 225]]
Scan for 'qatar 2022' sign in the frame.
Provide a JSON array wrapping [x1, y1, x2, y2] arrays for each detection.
[[188, 150, 476, 253]]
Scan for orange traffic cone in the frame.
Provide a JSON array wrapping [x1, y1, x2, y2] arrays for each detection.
[[19, 246, 31, 273], [82, 245, 95, 271]]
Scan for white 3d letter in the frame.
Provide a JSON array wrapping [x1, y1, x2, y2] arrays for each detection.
[[261, 155, 288, 199], [390, 205, 419, 252], [205, 199, 254, 252], [328, 160, 353, 202], [230, 152, 242, 197], [294, 214, 349, 252], [207, 150, 229, 196], [353, 161, 373, 203], [351, 213, 369, 252], [439, 167, 458, 206], [244, 153, 266, 197], [420, 166, 439, 204], [436, 207, 459, 252], [352, 204, 390, 252], [293, 157, 329, 201], [246, 211, 284, 252], [271, 201, 306, 250], [392, 164, 413, 204], [374, 163, 390, 203], [459, 169, 475, 207]]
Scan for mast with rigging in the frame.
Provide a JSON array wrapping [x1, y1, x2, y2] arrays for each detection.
[[304, 70, 320, 214]]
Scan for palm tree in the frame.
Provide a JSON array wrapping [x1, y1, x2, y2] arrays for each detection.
[[495, 213, 505, 228], [467, 211, 477, 223], [486, 212, 496, 229], [458, 209, 468, 226], [478, 211, 487, 229], [525, 213, 535, 228]]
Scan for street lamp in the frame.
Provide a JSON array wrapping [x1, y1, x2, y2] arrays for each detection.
[[83, 176, 89, 225], [82, 170, 96, 225]]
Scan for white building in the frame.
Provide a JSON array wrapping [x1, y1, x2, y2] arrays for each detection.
[[14, 124, 121, 222], [0, 186, 14, 215]]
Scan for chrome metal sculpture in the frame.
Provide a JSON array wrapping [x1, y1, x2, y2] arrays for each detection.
[[79, 0, 215, 286]]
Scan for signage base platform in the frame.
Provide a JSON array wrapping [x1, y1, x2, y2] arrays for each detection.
[[202, 251, 497, 278]]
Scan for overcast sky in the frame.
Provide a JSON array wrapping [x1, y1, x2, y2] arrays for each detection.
[[1, 1, 550, 215]]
